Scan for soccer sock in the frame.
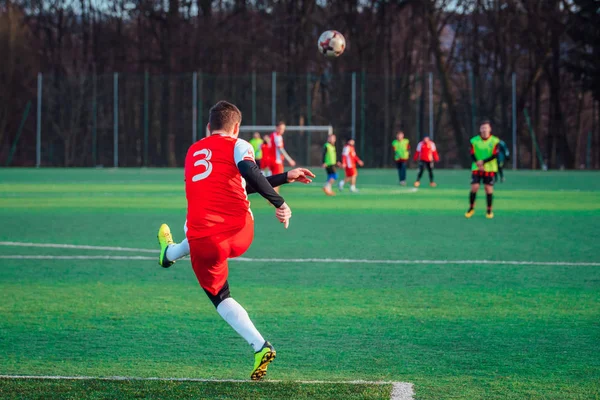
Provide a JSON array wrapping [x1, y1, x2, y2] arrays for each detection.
[[339, 180, 345, 189], [350, 184, 356, 190], [486, 193, 493, 212], [217, 297, 265, 352], [165, 238, 190, 261], [469, 192, 476, 210]]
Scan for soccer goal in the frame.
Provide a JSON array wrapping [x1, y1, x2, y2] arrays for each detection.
[[238, 125, 334, 166]]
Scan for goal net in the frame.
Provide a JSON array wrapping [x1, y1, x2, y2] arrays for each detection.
[[238, 125, 333, 167]]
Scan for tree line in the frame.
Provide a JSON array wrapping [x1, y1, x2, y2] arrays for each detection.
[[0, 0, 598, 168]]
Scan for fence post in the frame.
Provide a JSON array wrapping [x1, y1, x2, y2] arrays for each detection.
[[469, 69, 476, 137], [360, 70, 366, 158], [271, 71, 276, 125], [351, 72, 357, 140], [428, 72, 434, 139], [192, 72, 197, 144], [92, 73, 97, 166], [36, 73, 42, 167], [252, 72, 257, 126], [512, 72, 517, 169], [198, 72, 203, 137], [113, 72, 119, 168], [143, 71, 149, 166], [306, 72, 312, 165]]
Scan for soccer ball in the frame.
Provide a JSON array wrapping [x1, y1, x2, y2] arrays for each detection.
[[318, 30, 346, 58]]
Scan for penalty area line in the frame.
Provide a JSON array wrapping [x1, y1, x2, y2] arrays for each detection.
[[0, 375, 414, 400]]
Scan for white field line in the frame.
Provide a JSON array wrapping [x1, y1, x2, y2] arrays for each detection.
[[0, 375, 414, 400], [0, 241, 598, 266]]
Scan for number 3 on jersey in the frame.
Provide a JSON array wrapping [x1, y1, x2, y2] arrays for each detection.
[[192, 149, 213, 182]]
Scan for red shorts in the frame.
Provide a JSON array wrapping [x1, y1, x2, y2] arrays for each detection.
[[345, 168, 357, 177], [189, 213, 254, 295], [271, 163, 284, 175]]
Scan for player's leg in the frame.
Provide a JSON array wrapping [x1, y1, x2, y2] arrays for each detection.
[[189, 221, 275, 381], [465, 174, 480, 218], [350, 171, 358, 192], [484, 175, 495, 218], [428, 162, 436, 187], [338, 173, 346, 191], [272, 163, 284, 193], [323, 167, 336, 196], [497, 163, 504, 182], [399, 161, 407, 185], [415, 162, 424, 187]]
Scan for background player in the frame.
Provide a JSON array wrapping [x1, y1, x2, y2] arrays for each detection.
[[269, 121, 296, 192], [260, 135, 272, 176], [322, 134, 339, 196], [339, 138, 364, 193], [174, 101, 310, 381], [392, 131, 410, 185], [413, 136, 439, 187], [496, 138, 510, 183], [249, 132, 264, 169], [466, 120, 500, 219]]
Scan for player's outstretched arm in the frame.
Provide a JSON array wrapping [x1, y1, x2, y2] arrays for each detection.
[[245, 168, 315, 195], [237, 160, 291, 227]]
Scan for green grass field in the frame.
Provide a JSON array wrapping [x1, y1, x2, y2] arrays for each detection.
[[0, 168, 599, 399]]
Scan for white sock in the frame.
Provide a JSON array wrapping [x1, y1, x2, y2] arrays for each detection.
[[165, 238, 190, 261], [324, 183, 331, 190], [339, 181, 345, 189], [217, 298, 265, 352], [350, 185, 356, 190]]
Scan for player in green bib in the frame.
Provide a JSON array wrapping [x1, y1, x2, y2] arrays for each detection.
[[392, 131, 410, 185], [466, 120, 500, 219], [249, 132, 264, 169], [322, 134, 339, 196]]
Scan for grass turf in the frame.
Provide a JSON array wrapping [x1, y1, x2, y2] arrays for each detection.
[[0, 168, 599, 399]]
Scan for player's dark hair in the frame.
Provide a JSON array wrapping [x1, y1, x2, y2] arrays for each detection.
[[480, 119, 491, 126], [277, 121, 286, 126], [208, 101, 242, 132], [345, 137, 352, 143]]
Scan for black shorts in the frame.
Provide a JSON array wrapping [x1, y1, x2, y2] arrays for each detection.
[[471, 172, 495, 185], [325, 166, 336, 175]]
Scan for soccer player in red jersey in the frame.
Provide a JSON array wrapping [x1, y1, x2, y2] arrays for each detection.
[[338, 138, 364, 193], [269, 122, 296, 192], [260, 135, 272, 176], [171, 101, 314, 380], [413, 136, 440, 187]]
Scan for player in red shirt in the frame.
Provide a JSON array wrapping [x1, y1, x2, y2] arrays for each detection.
[[413, 136, 440, 187], [268, 121, 296, 192], [260, 135, 272, 176], [338, 138, 364, 193], [167, 101, 314, 381]]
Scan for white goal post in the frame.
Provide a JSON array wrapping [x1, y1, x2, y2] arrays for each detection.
[[238, 125, 334, 166]]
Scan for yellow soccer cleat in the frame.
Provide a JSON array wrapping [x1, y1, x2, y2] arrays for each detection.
[[157, 223, 175, 268], [250, 341, 276, 381], [414, 181, 421, 188], [486, 212, 494, 219], [465, 209, 475, 219]]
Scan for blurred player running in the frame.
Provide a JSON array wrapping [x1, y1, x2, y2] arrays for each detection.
[[339, 138, 364, 193], [413, 136, 439, 187], [249, 132, 264, 170], [392, 131, 410, 185], [465, 120, 500, 219], [260, 135, 272, 176], [159, 101, 314, 380], [269, 121, 296, 193], [322, 134, 340, 196]]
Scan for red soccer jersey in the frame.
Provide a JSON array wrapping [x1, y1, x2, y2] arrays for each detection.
[[185, 134, 255, 240], [269, 132, 285, 165], [260, 143, 271, 167], [414, 140, 440, 162], [342, 144, 361, 169]]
